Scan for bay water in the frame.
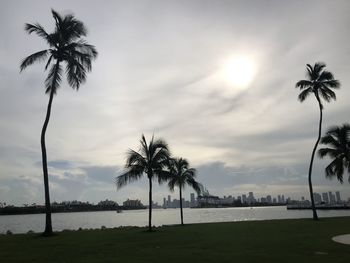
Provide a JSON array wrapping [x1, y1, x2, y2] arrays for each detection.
[[1, 206, 350, 234]]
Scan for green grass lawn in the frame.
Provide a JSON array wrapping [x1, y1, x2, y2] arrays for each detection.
[[1, 217, 350, 263]]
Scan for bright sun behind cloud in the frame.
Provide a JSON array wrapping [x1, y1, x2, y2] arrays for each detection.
[[224, 56, 256, 88]]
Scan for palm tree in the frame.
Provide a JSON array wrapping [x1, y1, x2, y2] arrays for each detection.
[[116, 135, 171, 231], [167, 158, 201, 225], [295, 62, 340, 220], [318, 124, 350, 183], [20, 10, 97, 235]]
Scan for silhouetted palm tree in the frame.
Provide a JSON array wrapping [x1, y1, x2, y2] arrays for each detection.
[[20, 10, 97, 235], [318, 124, 350, 183], [295, 62, 340, 220], [116, 135, 171, 231], [167, 157, 201, 225]]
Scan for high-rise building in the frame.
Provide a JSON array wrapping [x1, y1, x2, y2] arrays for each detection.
[[248, 192, 255, 203], [266, 195, 272, 204], [277, 195, 282, 203], [329, 191, 336, 204], [242, 194, 247, 204], [190, 193, 195, 207], [322, 192, 329, 204], [281, 195, 285, 203], [313, 193, 322, 204], [335, 191, 341, 203]]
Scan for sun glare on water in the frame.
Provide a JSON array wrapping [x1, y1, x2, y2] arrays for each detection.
[[224, 56, 256, 88]]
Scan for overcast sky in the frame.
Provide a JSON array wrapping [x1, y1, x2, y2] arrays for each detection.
[[0, 0, 350, 206]]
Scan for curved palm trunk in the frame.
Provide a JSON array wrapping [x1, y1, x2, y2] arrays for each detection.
[[148, 177, 153, 231], [41, 60, 60, 235], [179, 186, 184, 225], [307, 94, 322, 221], [41, 89, 54, 235]]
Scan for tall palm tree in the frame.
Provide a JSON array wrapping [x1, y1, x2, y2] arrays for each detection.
[[116, 135, 171, 231], [167, 157, 201, 225], [318, 124, 350, 183], [295, 62, 340, 220], [20, 10, 97, 235]]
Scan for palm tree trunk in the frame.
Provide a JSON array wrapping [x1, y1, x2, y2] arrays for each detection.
[[41, 60, 60, 236], [307, 94, 322, 221], [179, 186, 184, 225], [41, 88, 54, 235], [148, 177, 153, 231]]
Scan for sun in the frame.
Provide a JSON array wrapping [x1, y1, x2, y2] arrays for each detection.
[[224, 56, 256, 88]]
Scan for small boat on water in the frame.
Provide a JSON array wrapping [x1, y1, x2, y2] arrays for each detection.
[[116, 208, 122, 213]]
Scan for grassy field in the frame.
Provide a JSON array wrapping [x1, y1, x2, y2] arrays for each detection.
[[1, 217, 350, 263]]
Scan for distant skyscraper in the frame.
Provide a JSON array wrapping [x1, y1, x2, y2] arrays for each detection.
[[313, 193, 322, 204], [167, 195, 172, 208], [335, 191, 341, 203], [322, 193, 329, 204], [277, 195, 282, 203], [281, 195, 285, 203], [266, 195, 272, 204], [242, 194, 247, 204], [248, 192, 255, 203], [329, 191, 336, 204], [190, 193, 195, 202]]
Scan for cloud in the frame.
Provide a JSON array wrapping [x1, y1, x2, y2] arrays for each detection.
[[80, 165, 120, 184]]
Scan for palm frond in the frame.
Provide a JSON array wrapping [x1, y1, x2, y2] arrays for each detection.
[[44, 54, 54, 70], [61, 14, 87, 40], [51, 9, 63, 31], [318, 147, 338, 159], [65, 57, 87, 89], [186, 177, 201, 195], [313, 62, 326, 77], [325, 158, 344, 183], [20, 50, 49, 72], [319, 123, 350, 184], [45, 63, 63, 94], [306, 64, 313, 79], [73, 41, 98, 58], [167, 177, 177, 192], [295, 80, 312, 90], [318, 88, 332, 102], [156, 169, 172, 185], [319, 70, 334, 81], [320, 85, 336, 100], [125, 149, 146, 168], [297, 87, 313, 102], [140, 134, 150, 161], [116, 167, 144, 189], [320, 133, 339, 148], [24, 23, 54, 46], [322, 79, 340, 89]]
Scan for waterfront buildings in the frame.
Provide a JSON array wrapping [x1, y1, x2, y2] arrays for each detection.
[[123, 199, 143, 208]]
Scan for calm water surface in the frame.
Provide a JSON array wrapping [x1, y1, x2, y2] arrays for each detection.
[[1, 206, 350, 234]]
